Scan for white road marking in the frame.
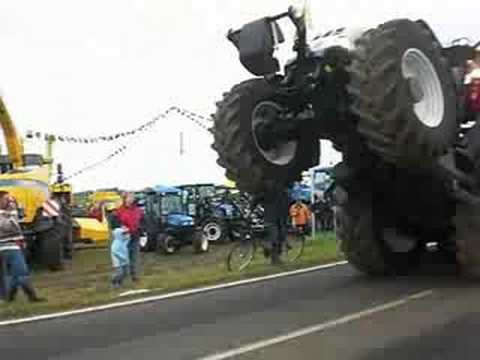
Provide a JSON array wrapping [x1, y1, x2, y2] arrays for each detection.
[[118, 289, 152, 297], [0, 260, 348, 327], [198, 289, 434, 360]]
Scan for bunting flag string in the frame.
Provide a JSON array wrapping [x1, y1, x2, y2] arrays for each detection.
[[64, 144, 129, 180], [62, 106, 214, 180], [27, 105, 213, 144]]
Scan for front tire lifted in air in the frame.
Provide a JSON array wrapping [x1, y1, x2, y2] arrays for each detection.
[[212, 78, 319, 194]]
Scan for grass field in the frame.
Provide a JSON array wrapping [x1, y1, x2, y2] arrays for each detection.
[[0, 232, 343, 321]]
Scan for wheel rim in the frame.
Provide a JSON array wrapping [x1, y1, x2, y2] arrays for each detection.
[[139, 236, 148, 248], [228, 243, 255, 271], [203, 222, 222, 242], [252, 101, 298, 166], [401, 48, 445, 128], [282, 233, 305, 263], [164, 236, 175, 253]]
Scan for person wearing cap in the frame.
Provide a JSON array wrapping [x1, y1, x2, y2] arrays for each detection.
[[0, 192, 45, 302]]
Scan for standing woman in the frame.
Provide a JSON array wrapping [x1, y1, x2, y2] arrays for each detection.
[[116, 192, 143, 282], [0, 192, 45, 302]]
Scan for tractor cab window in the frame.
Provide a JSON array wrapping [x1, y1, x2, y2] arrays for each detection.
[[198, 186, 215, 199], [161, 194, 184, 215], [146, 195, 161, 218]]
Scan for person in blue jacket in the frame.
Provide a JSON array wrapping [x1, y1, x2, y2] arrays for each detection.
[[109, 213, 131, 288]]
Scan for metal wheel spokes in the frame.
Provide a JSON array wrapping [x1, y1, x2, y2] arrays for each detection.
[[227, 242, 255, 272]]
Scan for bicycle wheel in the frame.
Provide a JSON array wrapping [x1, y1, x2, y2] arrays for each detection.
[[282, 232, 305, 263], [227, 241, 256, 272]]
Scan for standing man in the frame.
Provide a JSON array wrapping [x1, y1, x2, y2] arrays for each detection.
[[261, 185, 290, 265], [0, 192, 45, 302], [289, 199, 312, 234], [116, 192, 144, 282]]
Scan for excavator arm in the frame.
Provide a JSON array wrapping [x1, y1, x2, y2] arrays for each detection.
[[0, 96, 24, 168]]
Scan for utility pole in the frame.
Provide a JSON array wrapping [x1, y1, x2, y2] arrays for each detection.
[[180, 131, 185, 155]]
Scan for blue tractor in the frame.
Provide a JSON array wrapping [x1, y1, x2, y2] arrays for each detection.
[[178, 183, 252, 244], [140, 185, 208, 254]]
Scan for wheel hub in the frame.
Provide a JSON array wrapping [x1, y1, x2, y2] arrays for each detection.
[[407, 77, 424, 103], [252, 101, 298, 166], [401, 48, 445, 128], [139, 235, 148, 248], [203, 222, 222, 242]]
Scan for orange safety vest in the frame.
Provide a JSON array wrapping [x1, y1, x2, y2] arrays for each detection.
[[289, 203, 311, 226]]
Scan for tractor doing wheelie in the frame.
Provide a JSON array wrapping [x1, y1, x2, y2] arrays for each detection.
[[211, 5, 480, 276]]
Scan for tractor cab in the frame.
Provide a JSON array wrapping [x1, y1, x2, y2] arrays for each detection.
[[142, 185, 207, 254], [177, 183, 216, 219], [178, 183, 246, 244]]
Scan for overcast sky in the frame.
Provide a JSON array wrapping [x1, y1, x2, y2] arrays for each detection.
[[0, 0, 477, 191]]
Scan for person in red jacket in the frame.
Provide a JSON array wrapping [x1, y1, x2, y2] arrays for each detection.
[[116, 192, 144, 282], [88, 202, 104, 222]]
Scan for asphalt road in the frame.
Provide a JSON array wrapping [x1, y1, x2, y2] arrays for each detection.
[[1, 254, 479, 360]]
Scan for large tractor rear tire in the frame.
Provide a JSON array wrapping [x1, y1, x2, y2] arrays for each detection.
[[38, 222, 65, 271], [335, 188, 421, 276], [348, 19, 457, 166], [212, 78, 319, 194], [201, 218, 224, 243], [61, 208, 74, 260]]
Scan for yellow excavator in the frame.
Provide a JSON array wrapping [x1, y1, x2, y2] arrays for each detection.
[[0, 96, 73, 270]]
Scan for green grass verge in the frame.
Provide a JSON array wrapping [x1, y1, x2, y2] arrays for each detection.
[[0, 232, 343, 321]]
